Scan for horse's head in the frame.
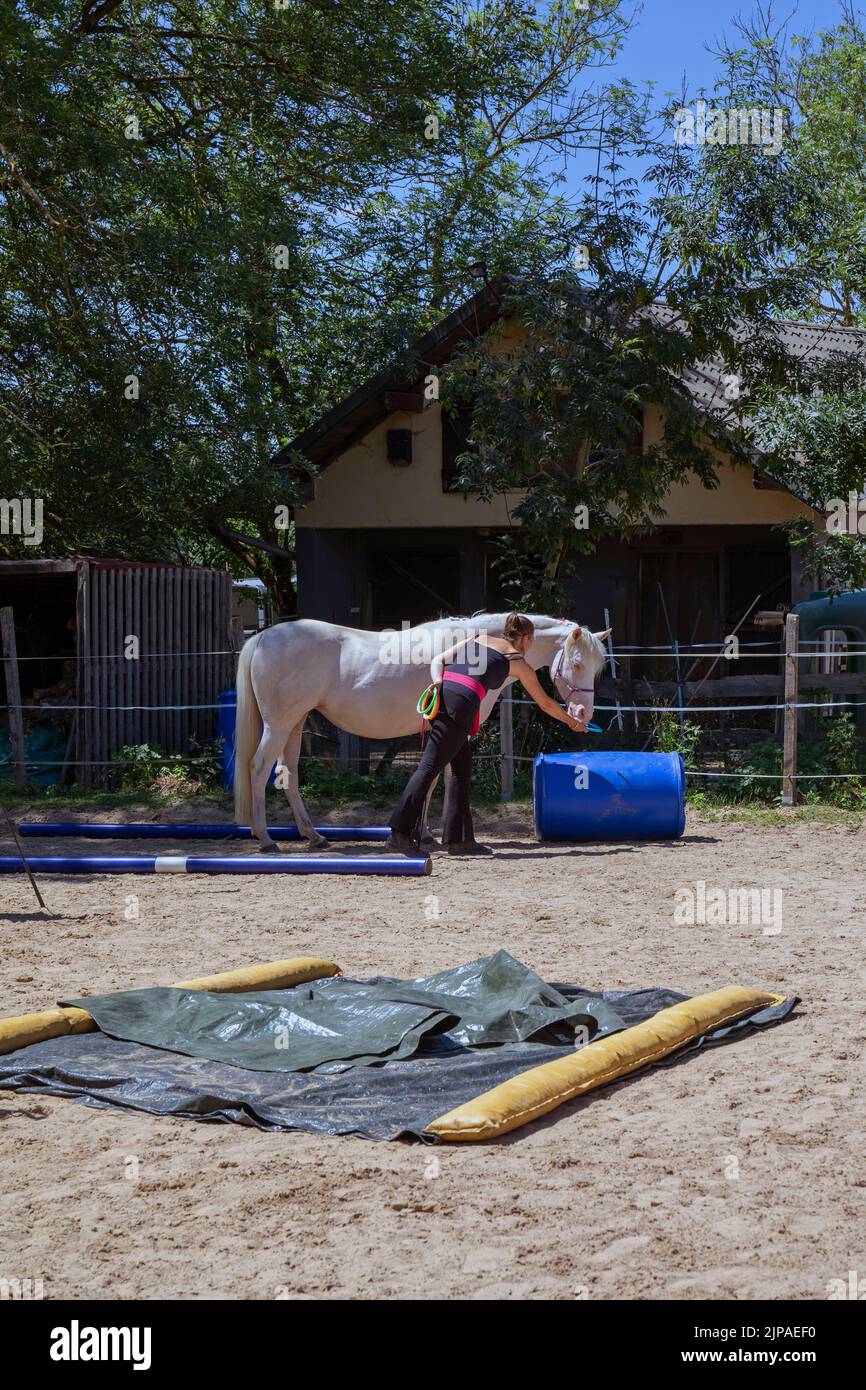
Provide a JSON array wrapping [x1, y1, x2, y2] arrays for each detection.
[[551, 625, 610, 726]]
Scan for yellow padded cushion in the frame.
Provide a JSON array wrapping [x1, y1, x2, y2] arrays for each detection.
[[425, 986, 787, 1142], [0, 955, 340, 1056]]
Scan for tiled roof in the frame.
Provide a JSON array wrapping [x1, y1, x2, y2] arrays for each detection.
[[646, 302, 866, 422], [279, 278, 866, 471]]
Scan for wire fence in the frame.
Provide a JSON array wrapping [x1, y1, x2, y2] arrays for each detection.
[[2, 635, 865, 794]]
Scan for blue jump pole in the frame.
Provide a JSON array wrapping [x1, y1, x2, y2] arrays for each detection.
[[17, 823, 391, 841], [0, 855, 431, 877]]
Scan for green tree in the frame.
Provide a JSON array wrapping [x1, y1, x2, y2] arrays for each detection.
[[439, 76, 784, 608], [680, 3, 866, 592], [1, 0, 634, 608]]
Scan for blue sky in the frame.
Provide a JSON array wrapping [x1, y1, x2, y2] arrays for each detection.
[[612, 0, 846, 97], [553, 0, 851, 204]]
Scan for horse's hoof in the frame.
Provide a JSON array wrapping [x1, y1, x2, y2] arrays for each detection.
[[305, 833, 329, 851], [420, 833, 438, 848], [385, 832, 422, 856], [259, 841, 282, 854]]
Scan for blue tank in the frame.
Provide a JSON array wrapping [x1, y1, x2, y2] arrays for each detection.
[[216, 689, 276, 792], [217, 689, 238, 790], [533, 751, 685, 841]]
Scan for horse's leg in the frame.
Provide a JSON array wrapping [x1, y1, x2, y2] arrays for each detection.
[[250, 723, 291, 852], [281, 716, 328, 850]]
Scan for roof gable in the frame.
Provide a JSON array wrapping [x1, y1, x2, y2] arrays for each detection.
[[278, 282, 866, 497]]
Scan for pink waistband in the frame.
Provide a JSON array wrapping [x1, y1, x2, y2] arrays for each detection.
[[443, 671, 486, 701]]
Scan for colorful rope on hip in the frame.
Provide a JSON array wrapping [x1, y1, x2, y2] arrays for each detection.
[[416, 683, 441, 721]]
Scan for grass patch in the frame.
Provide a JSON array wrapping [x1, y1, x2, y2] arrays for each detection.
[[686, 796, 865, 828]]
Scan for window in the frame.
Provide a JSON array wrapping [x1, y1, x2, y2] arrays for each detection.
[[441, 406, 474, 492]]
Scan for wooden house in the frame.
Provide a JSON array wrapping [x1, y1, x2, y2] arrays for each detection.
[[279, 280, 866, 677]]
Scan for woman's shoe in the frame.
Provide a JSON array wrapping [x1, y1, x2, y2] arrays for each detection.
[[445, 840, 493, 856], [385, 832, 421, 856]]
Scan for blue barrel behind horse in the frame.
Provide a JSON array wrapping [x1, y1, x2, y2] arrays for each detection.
[[217, 689, 277, 791], [533, 751, 685, 840]]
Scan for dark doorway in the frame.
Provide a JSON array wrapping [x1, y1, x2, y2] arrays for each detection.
[[369, 550, 461, 628], [639, 551, 720, 679], [723, 543, 791, 673]]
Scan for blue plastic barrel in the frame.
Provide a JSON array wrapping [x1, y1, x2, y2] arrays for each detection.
[[217, 689, 277, 791], [533, 751, 685, 841], [217, 689, 237, 790]]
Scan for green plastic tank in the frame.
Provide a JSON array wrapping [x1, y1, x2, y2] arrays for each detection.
[[792, 591, 866, 730], [791, 589, 866, 671]]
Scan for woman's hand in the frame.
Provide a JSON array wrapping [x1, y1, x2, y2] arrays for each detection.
[[513, 659, 590, 732]]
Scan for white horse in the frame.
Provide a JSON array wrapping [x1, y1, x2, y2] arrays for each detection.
[[233, 613, 609, 850]]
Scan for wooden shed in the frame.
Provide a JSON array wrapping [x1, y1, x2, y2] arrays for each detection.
[[0, 558, 234, 787]]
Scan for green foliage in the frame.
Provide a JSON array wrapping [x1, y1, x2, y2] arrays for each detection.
[[6, 1, 866, 605], [1, 0, 638, 607], [824, 711, 866, 804], [443, 261, 742, 580], [649, 705, 701, 769], [682, 8, 866, 592], [753, 368, 866, 594], [695, 714, 866, 808], [112, 742, 220, 795], [469, 718, 506, 800], [784, 521, 866, 596], [295, 757, 408, 806]]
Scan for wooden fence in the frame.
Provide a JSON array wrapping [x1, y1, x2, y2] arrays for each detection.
[[77, 562, 234, 786], [1, 559, 234, 788]]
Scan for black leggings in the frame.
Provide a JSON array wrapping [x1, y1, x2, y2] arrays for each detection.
[[389, 687, 477, 844]]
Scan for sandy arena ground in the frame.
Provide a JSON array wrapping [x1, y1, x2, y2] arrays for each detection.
[[1, 806, 865, 1301]]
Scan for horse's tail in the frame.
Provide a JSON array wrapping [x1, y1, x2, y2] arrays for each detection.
[[233, 633, 262, 825]]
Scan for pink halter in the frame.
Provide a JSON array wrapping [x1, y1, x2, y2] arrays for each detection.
[[551, 645, 594, 697]]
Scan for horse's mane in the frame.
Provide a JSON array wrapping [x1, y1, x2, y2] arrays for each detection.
[[404, 613, 606, 672]]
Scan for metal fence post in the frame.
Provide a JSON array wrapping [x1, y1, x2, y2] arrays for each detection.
[[782, 612, 800, 806], [500, 686, 514, 801]]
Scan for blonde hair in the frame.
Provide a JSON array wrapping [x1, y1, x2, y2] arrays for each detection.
[[503, 613, 534, 645]]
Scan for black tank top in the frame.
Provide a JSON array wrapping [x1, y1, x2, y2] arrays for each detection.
[[448, 639, 515, 695]]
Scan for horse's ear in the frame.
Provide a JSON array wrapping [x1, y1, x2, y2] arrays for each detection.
[[594, 628, 612, 641], [571, 625, 582, 641]]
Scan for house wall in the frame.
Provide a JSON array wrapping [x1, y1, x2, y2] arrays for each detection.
[[642, 406, 812, 526], [296, 367, 814, 533], [295, 402, 523, 529]]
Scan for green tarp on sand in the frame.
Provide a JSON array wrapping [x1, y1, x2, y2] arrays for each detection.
[[66, 950, 627, 1073]]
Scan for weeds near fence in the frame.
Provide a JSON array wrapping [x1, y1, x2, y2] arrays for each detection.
[[649, 705, 702, 769], [112, 743, 223, 797], [692, 713, 866, 807], [296, 759, 408, 805]]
